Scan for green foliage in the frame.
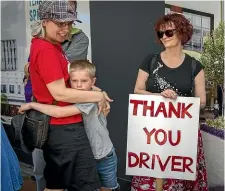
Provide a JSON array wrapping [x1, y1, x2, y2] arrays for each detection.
[[206, 117, 225, 129], [0, 94, 8, 104], [200, 22, 224, 87]]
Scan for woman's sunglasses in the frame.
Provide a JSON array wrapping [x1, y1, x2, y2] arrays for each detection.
[[157, 29, 176, 39]]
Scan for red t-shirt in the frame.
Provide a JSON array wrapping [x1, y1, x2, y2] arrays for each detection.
[[29, 38, 82, 125]]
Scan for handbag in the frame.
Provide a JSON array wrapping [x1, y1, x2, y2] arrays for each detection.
[[24, 97, 58, 149], [23, 109, 50, 149], [11, 113, 35, 153], [11, 108, 50, 151], [11, 98, 57, 150]]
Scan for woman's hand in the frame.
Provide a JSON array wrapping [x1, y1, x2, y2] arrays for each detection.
[[161, 89, 177, 100], [92, 86, 113, 102], [102, 91, 113, 117], [102, 101, 110, 117], [97, 93, 107, 115], [97, 91, 113, 116], [102, 91, 113, 102], [18, 103, 32, 114]]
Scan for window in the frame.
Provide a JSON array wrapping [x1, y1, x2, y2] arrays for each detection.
[[9, 85, 15, 94], [165, 5, 214, 52], [17, 85, 21, 94], [1, 39, 17, 71], [1, 85, 7, 93]]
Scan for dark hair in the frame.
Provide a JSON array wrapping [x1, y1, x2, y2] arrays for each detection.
[[154, 13, 193, 45]]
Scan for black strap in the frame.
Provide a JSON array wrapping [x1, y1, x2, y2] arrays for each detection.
[[191, 57, 197, 96], [191, 58, 196, 84], [150, 54, 158, 74], [146, 54, 158, 91]]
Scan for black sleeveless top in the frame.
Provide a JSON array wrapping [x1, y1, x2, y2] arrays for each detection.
[[140, 54, 204, 97]]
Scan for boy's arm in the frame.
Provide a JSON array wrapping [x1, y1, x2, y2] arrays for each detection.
[[18, 102, 81, 118]]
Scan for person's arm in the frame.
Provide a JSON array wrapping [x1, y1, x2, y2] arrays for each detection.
[[92, 86, 102, 91], [91, 86, 113, 116], [37, 48, 110, 113], [19, 102, 81, 118], [64, 31, 89, 62], [134, 54, 161, 95], [46, 79, 105, 103], [134, 69, 176, 99], [134, 69, 159, 95], [194, 69, 206, 109]]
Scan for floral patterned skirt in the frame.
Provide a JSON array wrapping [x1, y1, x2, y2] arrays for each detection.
[[131, 130, 208, 191]]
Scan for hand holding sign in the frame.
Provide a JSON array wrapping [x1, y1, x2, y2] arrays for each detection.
[[126, 94, 200, 180]]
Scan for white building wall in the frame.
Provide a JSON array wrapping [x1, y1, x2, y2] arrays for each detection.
[[1, 0, 91, 104], [165, 1, 221, 29], [1, 1, 27, 103]]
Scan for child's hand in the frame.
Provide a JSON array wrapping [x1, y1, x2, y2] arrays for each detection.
[[18, 103, 32, 114]]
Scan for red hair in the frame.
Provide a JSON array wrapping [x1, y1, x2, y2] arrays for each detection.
[[154, 13, 193, 45]]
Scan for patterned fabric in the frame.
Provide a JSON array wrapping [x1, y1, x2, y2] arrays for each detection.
[[131, 130, 208, 191], [38, 0, 76, 22], [1, 123, 23, 191]]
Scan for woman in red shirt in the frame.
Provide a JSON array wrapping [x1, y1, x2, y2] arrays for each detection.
[[29, 1, 109, 190]]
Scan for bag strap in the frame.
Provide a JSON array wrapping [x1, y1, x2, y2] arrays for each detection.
[[191, 58, 196, 84], [150, 54, 158, 74], [191, 57, 197, 96], [146, 54, 158, 91]]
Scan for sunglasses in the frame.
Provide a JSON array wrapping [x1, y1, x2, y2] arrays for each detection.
[[51, 20, 74, 28], [157, 29, 176, 39]]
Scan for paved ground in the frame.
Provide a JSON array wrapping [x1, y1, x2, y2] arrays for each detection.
[[19, 162, 224, 191], [20, 162, 36, 191]]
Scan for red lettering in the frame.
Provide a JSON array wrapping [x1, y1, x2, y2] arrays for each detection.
[[168, 130, 181, 146], [130, 100, 143, 116], [151, 154, 155, 169], [156, 155, 171, 171], [155, 129, 167, 145], [144, 128, 181, 146], [130, 100, 193, 119], [128, 152, 139, 167], [128, 152, 194, 173], [168, 102, 181, 118], [143, 127, 156, 144], [155, 102, 167, 117], [139, 152, 150, 168], [183, 157, 194, 173], [143, 101, 154, 116], [181, 103, 193, 118], [171, 156, 183, 172]]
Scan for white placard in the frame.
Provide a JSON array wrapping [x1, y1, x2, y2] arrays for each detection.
[[126, 94, 200, 181]]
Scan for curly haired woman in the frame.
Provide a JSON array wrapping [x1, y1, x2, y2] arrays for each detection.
[[131, 13, 208, 191]]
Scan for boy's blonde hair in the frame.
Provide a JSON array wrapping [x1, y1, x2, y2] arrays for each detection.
[[69, 60, 96, 78]]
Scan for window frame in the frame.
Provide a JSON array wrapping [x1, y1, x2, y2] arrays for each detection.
[[165, 4, 214, 52], [1, 39, 17, 71]]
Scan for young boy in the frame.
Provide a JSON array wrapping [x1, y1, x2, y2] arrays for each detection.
[[19, 60, 119, 191]]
